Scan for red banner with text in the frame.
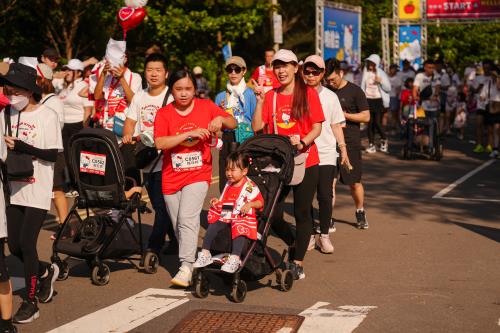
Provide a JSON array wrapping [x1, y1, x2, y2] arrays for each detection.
[[426, 0, 500, 19]]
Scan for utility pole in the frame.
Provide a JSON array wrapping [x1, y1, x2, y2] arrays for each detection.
[[271, 0, 282, 51]]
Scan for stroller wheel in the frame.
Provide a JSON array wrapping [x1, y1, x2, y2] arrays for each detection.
[[143, 252, 159, 274], [279, 270, 294, 292], [230, 279, 247, 303], [193, 272, 209, 298], [91, 264, 110, 286]]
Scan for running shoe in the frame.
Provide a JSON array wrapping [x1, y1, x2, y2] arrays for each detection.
[[287, 262, 305, 280], [318, 234, 334, 254], [486, 145, 493, 153], [307, 235, 317, 251], [170, 265, 192, 288], [329, 218, 337, 233], [380, 139, 389, 153], [13, 301, 39, 324], [355, 210, 369, 229], [472, 144, 484, 153], [1, 322, 17, 333], [220, 255, 240, 273], [193, 251, 213, 268], [365, 144, 376, 154], [38, 263, 59, 303], [489, 149, 499, 159]]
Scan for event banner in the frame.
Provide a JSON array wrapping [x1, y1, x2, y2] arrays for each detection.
[[426, 0, 500, 19], [398, 0, 422, 20], [323, 4, 361, 66], [399, 25, 422, 69]]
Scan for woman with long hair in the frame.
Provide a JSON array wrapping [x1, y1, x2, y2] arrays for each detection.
[[252, 49, 324, 280]]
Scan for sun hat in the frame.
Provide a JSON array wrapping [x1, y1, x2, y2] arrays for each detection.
[[303, 55, 325, 69], [63, 59, 84, 71], [0, 62, 42, 94], [272, 49, 298, 65], [36, 63, 54, 80], [193, 66, 203, 75], [225, 56, 246, 69]]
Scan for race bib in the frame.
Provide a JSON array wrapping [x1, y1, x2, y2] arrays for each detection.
[[221, 203, 234, 220], [171, 151, 203, 171], [80, 151, 106, 175]]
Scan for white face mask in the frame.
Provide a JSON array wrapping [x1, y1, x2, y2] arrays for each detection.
[[7, 94, 29, 111]]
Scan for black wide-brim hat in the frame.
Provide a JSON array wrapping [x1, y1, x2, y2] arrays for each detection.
[[0, 62, 42, 94]]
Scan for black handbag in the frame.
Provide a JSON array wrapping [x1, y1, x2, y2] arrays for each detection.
[[4, 106, 34, 181]]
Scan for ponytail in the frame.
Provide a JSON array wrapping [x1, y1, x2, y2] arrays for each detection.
[[291, 64, 309, 120]]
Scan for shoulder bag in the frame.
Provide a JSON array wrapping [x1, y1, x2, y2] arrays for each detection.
[[4, 106, 34, 181]]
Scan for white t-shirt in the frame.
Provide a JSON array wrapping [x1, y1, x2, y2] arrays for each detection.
[[58, 78, 93, 124], [315, 86, 346, 166], [364, 71, 381, 99], [389, 73, 403, 98], [40, 93, 65, 128], [126, 87, 173, 173], [8, 105, 63, 210], [0, 117, 7, 238], [481, 78, 500, 103], [400, 69, 416, 85], [414, 72, 441, 112]]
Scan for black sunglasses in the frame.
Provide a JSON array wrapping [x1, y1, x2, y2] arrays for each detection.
[[303, 69, 324, 76], [225, 66, 243, 74]]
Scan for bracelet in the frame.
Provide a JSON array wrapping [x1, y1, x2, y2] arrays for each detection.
[[300, 139, 307, 147], [338, 143, 347, 148]]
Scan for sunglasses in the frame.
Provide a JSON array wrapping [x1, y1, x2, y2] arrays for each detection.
[[226, 66, 243, 74], [303, 69, 324, 76]]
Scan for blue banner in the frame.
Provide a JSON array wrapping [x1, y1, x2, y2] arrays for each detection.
[[323, 6, 361, 66], [399, 25, 422, 69]]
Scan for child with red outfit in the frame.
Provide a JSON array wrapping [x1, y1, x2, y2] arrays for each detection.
[[154, 70, 237, 288], [194, 152, 264, 273]]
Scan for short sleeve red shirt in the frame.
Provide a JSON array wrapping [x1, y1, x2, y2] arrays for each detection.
[[251, 66, 280, 90], [261, 87, 325, 167], [154, 98, 230, 194]]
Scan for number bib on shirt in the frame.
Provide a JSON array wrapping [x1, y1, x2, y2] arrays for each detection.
[[220, 203, 234, 220], [171, 151, 203, 171]]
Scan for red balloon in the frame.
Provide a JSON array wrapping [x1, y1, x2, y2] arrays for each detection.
[[117, 6, 146, 33]]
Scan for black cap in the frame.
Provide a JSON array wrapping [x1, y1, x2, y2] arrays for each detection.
[[0, 63, 42, 94], [42, 48, 59, 60]]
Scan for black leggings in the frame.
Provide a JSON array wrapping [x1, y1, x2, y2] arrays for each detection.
[[6, 205, 49, 301], [314, 165, 337, 234], [367, 98, 386, 144], [202, 221, 247, 256], [271, 165, 319, 261], [0, 239, 9, 283]]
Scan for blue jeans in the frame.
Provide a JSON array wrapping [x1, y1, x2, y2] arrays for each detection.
[[144, 171, 176, 253]]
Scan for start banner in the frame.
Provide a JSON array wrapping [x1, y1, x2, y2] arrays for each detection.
[[426, 0, 500, 19]]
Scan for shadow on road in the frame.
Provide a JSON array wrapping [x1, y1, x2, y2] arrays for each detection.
[[454, 222, 500, 244]]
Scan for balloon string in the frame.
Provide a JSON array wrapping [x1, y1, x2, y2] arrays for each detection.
[[123, 30, 127, 40]]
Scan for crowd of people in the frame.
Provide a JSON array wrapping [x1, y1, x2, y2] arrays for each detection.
[[0, 42, 498, 332]]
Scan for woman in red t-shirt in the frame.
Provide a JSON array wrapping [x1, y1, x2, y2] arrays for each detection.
[[252, 49, 324, 280], [154, 70, 236, 288]]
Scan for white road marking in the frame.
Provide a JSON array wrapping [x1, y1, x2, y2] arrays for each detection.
[[298, 302, 376, 333], [46, 288, 189, 333], [433, 196, 500, 203], [432, 159, 496, 199]]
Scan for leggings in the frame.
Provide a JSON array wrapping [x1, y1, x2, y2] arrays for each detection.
[[313, 165, 337, 234], [202, 221, 247, 256], [367, 98, 386, 144], [6, 205, 49, 301], [271, 165, 319, 261]]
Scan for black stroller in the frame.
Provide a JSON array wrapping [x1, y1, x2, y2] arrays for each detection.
[[401, 114, 444, 161], [193, 134, 295, 303], [51, 128, 159, 285]]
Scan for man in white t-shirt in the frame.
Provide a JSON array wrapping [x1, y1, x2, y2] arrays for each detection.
[[302, 55, 348, 254], [413, 60, 441, 151], [122, 53, 176, 255]]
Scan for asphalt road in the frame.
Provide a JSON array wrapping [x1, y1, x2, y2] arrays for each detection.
[[9, 132, 500, 333]]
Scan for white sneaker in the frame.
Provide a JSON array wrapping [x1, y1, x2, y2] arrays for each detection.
[[318, 234, 334, 254], [380, 139, 389, 153], [193, 251, 213, 268], [366, 144, 376, 154], [307, 234, 317, 251], [220, 255, 240, 273], [170, 265, 192, 288]]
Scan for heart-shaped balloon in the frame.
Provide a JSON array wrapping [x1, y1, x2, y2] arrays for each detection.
[[117, 6, 146, 34]]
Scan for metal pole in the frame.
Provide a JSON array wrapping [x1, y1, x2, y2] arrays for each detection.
[[272, 0, 279, 51]]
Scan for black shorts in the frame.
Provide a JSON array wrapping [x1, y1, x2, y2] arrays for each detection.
[[485, 112, 500, 125], [338, 147, 362, 185], [53, 152, 66, 189]]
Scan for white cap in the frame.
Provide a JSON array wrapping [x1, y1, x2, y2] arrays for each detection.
[[18, 57, 39, 69], [36, 63, 53, 80], [193, 66, 203, 75], [272, 49, 298, 64], [303, 55, 325, 69], [64, 59, 84, 71]]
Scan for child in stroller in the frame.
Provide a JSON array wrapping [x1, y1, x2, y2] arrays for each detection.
[[194, 152, 264, 273]]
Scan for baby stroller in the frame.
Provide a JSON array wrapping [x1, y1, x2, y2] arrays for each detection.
[[51, 128, 159, 285], [193, 134, 295, 303], [401, 107, 443, 161]]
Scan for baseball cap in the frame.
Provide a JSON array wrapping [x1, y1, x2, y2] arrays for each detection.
[[36, 63, 53, 80], [225, 56, 246, 68], [303, 55, 325, 69], [63, 59, 84, 71], [272, 49, 298, 65], [193, 66, 203, 75], [42, 48, 59, 60]]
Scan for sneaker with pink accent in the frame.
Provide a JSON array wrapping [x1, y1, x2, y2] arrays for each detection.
[[220, 255, 240, 273], [318, 234, 334, 254], [307, 235, 317, 251]]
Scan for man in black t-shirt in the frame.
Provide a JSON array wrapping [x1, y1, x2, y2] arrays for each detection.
[[325, 59, 371, 229]]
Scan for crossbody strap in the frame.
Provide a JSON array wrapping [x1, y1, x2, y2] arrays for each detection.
[[4, 106, 11, 137], [272, 89, 278, 135]]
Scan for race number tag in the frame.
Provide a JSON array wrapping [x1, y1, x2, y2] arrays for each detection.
[[80, 151, 106, 175], [221, 203, 234, 220], [171, 151, 203, 171]]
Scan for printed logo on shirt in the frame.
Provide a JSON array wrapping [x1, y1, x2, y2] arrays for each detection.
[[177, 122, 200, 147], [140, 104, 160, 131], [80, 151, 107, 175], [276, 105, 296, 130], [12, 121, 37, 146]]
